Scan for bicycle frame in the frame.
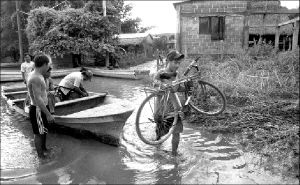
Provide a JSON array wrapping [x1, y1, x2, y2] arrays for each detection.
[[142, 56, 203, 118], [135, 56, 226, 145]]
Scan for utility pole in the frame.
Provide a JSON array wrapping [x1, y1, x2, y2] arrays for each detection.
[[103, 0, 110, 68], [16, 0, 23, 63]]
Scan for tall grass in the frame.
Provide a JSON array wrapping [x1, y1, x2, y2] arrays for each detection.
[[180, 45, 299, 103]]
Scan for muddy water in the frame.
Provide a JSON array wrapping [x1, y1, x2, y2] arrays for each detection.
[[1, 64, 298, 184]]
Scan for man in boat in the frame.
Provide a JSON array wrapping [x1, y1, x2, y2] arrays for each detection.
[[56, 67, 93, 101], [27, 54, 55, 159]]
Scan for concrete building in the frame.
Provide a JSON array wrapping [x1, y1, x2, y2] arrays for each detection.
[[173, 0, 299, 57], [117, 33, 154, 57]]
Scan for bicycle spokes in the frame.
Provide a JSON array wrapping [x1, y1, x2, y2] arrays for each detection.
[[136, 93, 178, 145], [189, 81, 226, 115]]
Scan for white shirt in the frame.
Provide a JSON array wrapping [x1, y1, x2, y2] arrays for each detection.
[[58, 72, 83, 95], [20, 61, 34, 82]]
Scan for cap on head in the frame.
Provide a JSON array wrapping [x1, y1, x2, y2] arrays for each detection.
[[83, 70, 93, 81], [166, 50, 185, 61]]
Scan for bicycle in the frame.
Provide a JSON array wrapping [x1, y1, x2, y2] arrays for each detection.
[[135, 57, 227, 145]]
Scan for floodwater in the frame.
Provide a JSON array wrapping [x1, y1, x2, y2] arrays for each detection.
[[1, 65, 298, 184]]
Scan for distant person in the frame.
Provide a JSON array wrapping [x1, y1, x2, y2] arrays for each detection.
[[57, 67, 93, 101], [153, 50, 186, 156], [27, 54, 55, 159], [20, 53, 34, 85]]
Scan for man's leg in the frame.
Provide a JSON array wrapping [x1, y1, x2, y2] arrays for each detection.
[[41, 134, 47, 151], [34, 134, 45, 158], [172, 133, 180, 156], [68, 91, 81, 100]]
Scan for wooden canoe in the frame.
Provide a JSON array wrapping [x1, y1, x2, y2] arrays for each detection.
[[89, 68, 150, 80], [1, 86, 134, 146]]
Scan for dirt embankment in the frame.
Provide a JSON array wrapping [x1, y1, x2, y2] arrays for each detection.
[[189, 97, 299, 179]]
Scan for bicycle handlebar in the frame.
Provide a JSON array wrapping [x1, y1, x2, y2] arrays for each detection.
[[158, 74, 199, 92], [149, 57, 202, 93], [183, 57, 201, 76]]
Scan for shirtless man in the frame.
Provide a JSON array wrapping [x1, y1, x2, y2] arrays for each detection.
[[27, 54, 55, 158]]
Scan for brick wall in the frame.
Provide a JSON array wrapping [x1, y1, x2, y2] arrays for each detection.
[[177, 0, 248, 56]]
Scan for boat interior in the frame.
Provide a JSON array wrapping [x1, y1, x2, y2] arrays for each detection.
[[2, 87, 108, 116]]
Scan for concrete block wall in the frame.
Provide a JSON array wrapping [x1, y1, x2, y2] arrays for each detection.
[[178, 0, 247, 55]]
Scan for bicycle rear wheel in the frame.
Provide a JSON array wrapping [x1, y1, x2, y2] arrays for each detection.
[[186, 80, 226, 115], [135, 92, 178, 145]]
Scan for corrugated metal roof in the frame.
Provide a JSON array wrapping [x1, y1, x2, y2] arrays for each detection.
[[117, 33, 153, 46], [118, 33, 152, 39]]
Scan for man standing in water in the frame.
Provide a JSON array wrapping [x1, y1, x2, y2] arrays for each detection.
[[27, 54, 55, 159], [153, 50, 186, 156]]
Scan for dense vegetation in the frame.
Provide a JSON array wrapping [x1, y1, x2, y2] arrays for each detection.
[[0, 0, 152, 63], [178, 44, 299, 179]]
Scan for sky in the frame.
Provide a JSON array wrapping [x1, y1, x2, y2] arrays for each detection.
[[125, 0, 300, 34]]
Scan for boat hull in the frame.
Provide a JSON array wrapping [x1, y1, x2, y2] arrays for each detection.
[[1, 86, 134, 146], [90, 68, 150, 80]]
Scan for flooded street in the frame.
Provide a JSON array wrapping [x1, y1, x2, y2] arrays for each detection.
[[1, 63, 297, 184]]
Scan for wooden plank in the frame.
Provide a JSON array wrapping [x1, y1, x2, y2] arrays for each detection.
[[275, 15, 280, 51], [292, 21, 299, 51], [249, 25, 277, 28], [11, 98, 26, 103], [176, 6, 182, 52], [278, 17, 300, 27], [249, 10, 299, 15], [181, 10, 299, 17], [243, 14, 249, 49], [288, 37, 292, 50]]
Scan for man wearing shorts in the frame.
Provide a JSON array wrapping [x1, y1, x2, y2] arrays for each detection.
[[153, 50, 186, 156], [27, 54, 55, 159]]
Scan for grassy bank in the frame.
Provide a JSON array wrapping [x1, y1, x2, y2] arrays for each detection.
[[181, 46, 299, 178]]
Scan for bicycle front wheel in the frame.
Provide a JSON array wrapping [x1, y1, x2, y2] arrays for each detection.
[[186, 80, 226, 115], [135, 92, 178, 145]]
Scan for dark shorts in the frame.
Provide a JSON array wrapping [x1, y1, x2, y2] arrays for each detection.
[[56, 88, 70, 101], [29, 105, 50, 135], [155, 116, 183, 138], [56, 88, 81, 101], [166, 117, 183, 134]]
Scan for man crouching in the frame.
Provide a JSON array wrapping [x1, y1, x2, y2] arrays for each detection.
[[27, 54, 55, 159]]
